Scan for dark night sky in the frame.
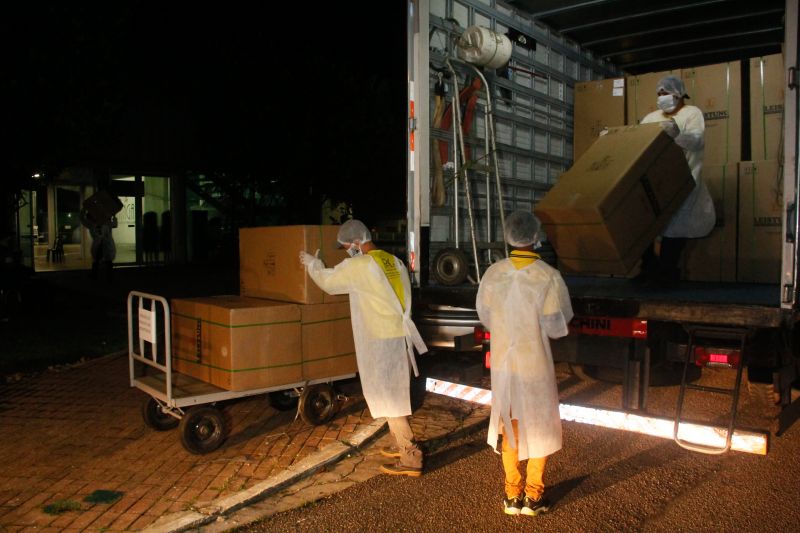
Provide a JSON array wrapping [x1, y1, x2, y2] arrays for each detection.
[[4, 2, 408, 223]]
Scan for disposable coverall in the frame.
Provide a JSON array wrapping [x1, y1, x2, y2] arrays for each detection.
[[641, 105, 715, 238], [476, 252, 573, 497], [304, 250, 428, 467]]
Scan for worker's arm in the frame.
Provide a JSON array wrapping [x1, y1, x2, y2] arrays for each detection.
[[674, 107, 705, 152], [540, 272, 573, 339], [301, 252, 357, 295]]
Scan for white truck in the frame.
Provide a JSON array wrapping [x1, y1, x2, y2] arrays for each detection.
[[405, 0, 800, 450]]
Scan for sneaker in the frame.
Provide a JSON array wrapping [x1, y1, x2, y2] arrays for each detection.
[[521, 495, 550, 516], [503, 495, 523, 515], [380, 446, 401, 458], [379, 462, 422, 477]]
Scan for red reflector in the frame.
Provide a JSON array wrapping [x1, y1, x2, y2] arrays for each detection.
[[693, 346, 741, 368], [485, 351, 491, 369]]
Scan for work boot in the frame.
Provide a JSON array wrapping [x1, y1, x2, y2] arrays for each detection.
[[521, 495, 550, 516], [380, 446, 401, 458], [503, 495, 523, 515], [379, 462, 422, 477]]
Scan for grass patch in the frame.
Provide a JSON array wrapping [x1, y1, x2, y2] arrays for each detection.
[[84, 489, 124, 504], [42, 499, 82, 515]]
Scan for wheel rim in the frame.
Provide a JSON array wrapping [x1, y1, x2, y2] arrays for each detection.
[[300, 385, 336, 425], [191, 416, 220, 442]]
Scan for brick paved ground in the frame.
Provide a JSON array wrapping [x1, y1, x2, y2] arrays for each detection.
[[0, 353, 375, 532]]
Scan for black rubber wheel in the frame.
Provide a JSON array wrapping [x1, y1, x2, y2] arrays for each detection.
[[432, 247, 469, 286], [179, 406, 227, 454], [299, 384, 338, 425], [141, 397, 179, 431], [268, 390, 299, 411]]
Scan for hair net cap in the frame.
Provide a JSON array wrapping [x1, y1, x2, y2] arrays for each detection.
[[337, 219, 372, 245], [504, 210, 541, 247], [656, 75, 689, 99]]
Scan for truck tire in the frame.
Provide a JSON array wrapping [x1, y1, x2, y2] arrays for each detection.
[[432, 247, 469, 286]]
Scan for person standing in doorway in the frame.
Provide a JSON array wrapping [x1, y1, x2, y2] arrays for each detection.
[[639, 74, 715, 283], [476, 210, 573, 516], [299, 219, 428, 476]]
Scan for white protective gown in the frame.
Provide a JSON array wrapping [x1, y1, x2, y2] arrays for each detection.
[[306, 253, 427, 418], [641, 105, 716, 238], [476, 258, 573, 460]]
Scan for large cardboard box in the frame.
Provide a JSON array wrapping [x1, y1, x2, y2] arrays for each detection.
[[300, 301, 357, 381], [682, 163, 738, 282], [750, 54, 785, 161], [536, 123, 694, 276], [573, 78, 626, 161], [738, 160, 783, 283], [171, 296, 304, 391], [626, 70, 678, 125], [682, 61, 742, 166], [239, 225, 348, 304]]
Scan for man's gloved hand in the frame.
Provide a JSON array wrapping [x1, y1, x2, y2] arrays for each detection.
[[660, 119, 679, 139], [299, 249, 320, 267]]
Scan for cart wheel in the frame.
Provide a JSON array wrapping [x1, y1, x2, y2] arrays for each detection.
[[299, 384, 338, 425], [432, 247, 469, 286], [179, 406, 227, 454], [268, 390, 299, 411], [141, 397, 179, 431]]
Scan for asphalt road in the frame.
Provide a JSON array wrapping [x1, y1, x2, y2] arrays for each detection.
[[234, 358, 800, 532]]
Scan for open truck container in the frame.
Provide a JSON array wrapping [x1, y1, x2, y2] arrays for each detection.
[[406, 0, 800, 450]]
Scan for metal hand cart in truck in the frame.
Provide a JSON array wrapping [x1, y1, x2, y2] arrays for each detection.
[[127, 291, 357, 454]]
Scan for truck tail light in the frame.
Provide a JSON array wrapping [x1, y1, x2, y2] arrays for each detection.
[[474, 326, 490, 344], [694, 346, 741, 368]]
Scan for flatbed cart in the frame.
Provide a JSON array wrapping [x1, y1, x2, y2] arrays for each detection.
[[128, 291, 357, 454]]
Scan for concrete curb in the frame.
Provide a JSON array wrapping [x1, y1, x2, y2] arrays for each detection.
[[142, 418, 388, 533]]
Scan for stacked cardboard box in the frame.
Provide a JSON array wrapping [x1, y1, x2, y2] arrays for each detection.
[[750, 54, 785, 162], [537, 124, 694, 276], [682, 61, 742, 167], [681, 163, 738, 282], [573, 78, 626, 161], [172, 225, 358, 391], [738, 160, 783, 283], [239, 225, 348, 304]]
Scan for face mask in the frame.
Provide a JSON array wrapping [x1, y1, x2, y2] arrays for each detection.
[[346, 244, 361, 257], [657, 94, 678, 113]]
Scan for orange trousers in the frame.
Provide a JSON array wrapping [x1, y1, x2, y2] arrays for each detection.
[[501, 419, 547, 500]]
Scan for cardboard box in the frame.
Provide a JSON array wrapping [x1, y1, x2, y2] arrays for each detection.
[[573, 78, 627, 161], [750, 54, 785, 161], [171, 296, 303, 391], [536, 123, 694, 276], [239, 225, 348, 304], [738, 160, 783, 283], [626, 70, 678, 125], [682, 62, 742, 166], [682, 163, 738, 282], [300, 301, 357, 381]]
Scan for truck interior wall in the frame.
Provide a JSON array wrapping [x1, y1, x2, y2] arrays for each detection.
[[424, 0, 620, 280]]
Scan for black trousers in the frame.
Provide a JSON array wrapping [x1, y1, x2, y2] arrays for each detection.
[[641, 237, 687, 281]]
